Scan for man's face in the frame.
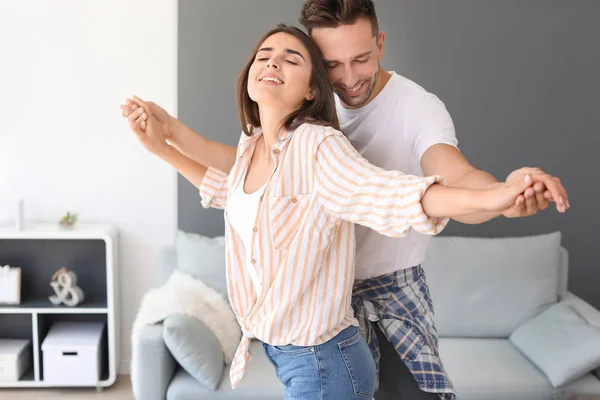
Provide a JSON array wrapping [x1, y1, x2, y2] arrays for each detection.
[[311, 18, 385, 109]]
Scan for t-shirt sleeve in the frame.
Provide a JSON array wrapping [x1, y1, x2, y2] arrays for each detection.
[[406, 93, 459, 163]]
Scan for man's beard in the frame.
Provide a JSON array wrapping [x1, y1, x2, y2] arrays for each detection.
[[336, 66, 380, 108]]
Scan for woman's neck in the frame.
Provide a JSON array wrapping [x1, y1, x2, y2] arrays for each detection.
[[257, 104, 295, 150]]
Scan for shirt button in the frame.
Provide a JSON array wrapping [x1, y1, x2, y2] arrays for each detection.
[[272, 149, 280, 155], [253, 227, 258, 233], [251, 259, 256, 264], [291, 197, 297, 203]]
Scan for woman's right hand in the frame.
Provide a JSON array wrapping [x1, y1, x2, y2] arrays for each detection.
[[122, 98, 171, 157], [120, 96, 179, 144]]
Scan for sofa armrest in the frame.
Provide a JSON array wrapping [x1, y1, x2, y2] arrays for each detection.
[[131, 323, 177, 400], [560, 293, 600, 382], [560, 292, 600, 328]]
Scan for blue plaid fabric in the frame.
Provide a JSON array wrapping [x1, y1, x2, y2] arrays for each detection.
[[352, 266, 457, 400]]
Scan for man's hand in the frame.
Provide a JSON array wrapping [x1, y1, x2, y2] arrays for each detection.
[[502, 167, 569, 217]]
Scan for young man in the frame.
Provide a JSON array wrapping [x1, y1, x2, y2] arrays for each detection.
[[122, 2, 568, 398], [296, 1, 566, 399]]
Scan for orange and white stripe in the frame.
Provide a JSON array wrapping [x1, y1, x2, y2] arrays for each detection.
[[199, 123, 448, 388]]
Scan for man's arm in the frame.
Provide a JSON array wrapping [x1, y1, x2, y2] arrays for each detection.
[[420, 144, 567, 224]]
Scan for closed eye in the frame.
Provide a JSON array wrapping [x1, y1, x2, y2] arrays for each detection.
[[286, 60, 298, 65]]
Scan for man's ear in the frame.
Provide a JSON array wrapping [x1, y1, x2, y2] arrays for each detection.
[[377, 31, 386, 60]]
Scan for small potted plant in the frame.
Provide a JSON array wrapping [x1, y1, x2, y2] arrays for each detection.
[[58, 212, 78, 228]]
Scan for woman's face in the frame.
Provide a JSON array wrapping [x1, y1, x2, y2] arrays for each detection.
[[247, 32, 315, 110]]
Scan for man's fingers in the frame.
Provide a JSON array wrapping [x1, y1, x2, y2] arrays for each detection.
[[121, 104, 140, 118], [128, 119, 144, 138], [131, 96, 156, 120], [132, 95, 150, 111], [524, 187, 535, 198], [515, 194, 525, 206], [534, 185, 549, 210], [533, 182, 545, 192], [127, 98, 142, 106], [536, 194, 548, 210], [524, 191, 537, 215], [135, 112, 147, 125], [514, 194, 526, 212], [128, 107, 145, 123], [507, 194, 526, 218]]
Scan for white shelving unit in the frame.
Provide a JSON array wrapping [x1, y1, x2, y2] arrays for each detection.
[[0, 223, 119, 389]]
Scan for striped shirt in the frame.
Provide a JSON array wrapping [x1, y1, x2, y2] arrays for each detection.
[[199, 123, 449, 388]]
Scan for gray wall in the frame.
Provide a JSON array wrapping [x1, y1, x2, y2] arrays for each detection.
[[178, 0, 600, 307]]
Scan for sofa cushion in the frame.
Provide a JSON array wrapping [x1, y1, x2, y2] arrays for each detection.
[[510, 302, 600, 388], [176, 230, 227, 295], [167, 340, 283, 400], [163, 314, 224, 391], [423, 232, 562, 337], [438, 338, 554, 400]]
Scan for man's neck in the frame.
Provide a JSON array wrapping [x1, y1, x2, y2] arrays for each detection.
[[370, 69, 392, 103]]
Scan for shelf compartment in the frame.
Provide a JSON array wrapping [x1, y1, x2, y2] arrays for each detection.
[[36, 313, 109, 383], [0, 239, 108, 308], [0, 314, 35, 383]]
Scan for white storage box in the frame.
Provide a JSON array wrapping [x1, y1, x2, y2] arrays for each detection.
[[0, 265, 21, 305], [0, 339, 31, 382], [41, 322, 105, 385]]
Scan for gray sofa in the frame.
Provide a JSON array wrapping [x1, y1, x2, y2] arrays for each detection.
[[132, 232, 600, 399]]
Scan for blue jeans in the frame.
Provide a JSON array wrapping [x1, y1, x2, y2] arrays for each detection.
[[262, 326, 376, 400]]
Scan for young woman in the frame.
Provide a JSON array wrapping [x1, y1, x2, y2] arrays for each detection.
[[123, 24, 536, 400]]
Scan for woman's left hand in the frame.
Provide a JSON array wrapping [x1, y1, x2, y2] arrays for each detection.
[[502, 167, 569, 217], [483, 175, 568, 214]]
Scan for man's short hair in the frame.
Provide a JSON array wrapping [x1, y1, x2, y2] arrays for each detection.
[[299, 0, 379, 37]]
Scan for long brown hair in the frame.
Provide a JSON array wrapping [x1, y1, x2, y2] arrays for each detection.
[[237, 24, 339, 137], [299, 0, 379, 37]]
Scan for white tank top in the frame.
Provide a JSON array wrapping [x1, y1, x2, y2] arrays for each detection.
[[226, 173, 267, 296]]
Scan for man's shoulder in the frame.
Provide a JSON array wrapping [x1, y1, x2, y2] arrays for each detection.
[[383, 74, 450, 123], [362, 72, 441, 119], [385, 72, 432, 102]]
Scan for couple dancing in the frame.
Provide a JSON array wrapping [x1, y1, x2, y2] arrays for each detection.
[[122, 1, 568, 399]]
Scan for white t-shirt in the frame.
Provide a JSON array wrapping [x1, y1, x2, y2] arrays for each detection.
[[336, 71, 458, 280]]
